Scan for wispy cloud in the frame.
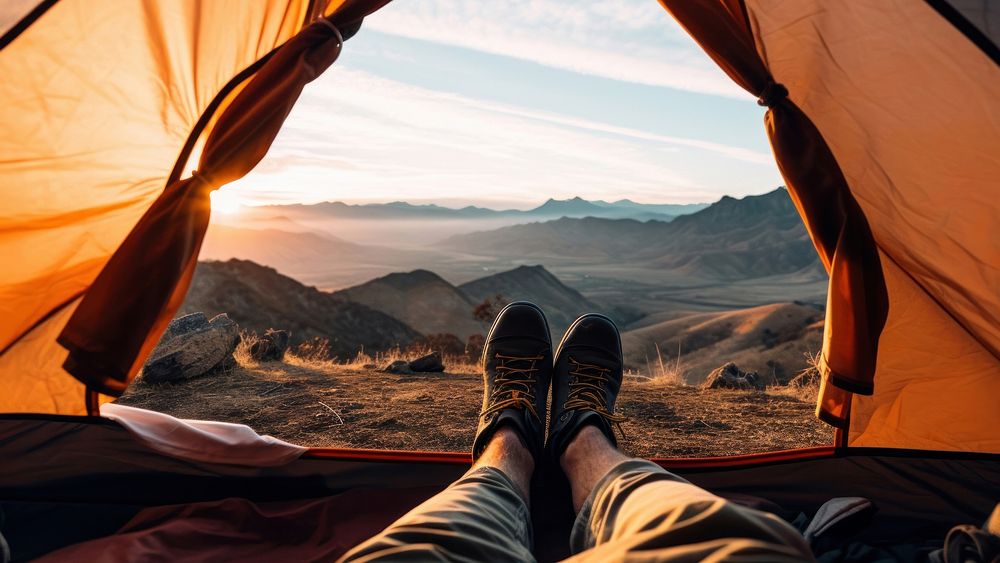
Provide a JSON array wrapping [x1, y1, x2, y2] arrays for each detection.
[[228, 67, 775, 207], [362, 0, 746, 99]]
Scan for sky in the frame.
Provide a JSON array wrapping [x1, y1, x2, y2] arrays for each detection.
[[218, 0, 783, 211]]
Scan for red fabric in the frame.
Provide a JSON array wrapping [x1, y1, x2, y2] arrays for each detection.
[[37, 488, 434, 563]]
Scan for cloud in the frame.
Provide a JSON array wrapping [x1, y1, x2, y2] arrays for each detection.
[[361, 0, 747, 99], [229, 68, 776, 207]]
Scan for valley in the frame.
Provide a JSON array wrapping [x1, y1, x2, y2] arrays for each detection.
[[189, 188, 829, 384]]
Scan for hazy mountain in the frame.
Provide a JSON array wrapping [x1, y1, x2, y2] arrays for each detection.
[[459, 265, 613, 336], [250, 196, 706, 222], [621, 302, 824, 384], [441, 188, 819, 280], [181, 259, 422, 359], [332, 270, 486, 340], [200, 224, 368, 266]]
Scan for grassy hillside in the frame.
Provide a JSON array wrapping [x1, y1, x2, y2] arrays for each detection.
[[622, 302, 824, 384]]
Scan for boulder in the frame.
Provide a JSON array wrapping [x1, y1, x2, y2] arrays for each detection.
[[249, 329, 290, 362], [383, 360, 414, 375], [701, 362, 764, 390], [409, 352, 445, 373], [142, 313, 240, 384]]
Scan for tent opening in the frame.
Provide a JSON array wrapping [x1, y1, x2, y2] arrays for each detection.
[[96, 0, 835, 458]]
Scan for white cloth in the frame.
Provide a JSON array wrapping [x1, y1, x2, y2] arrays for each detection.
[[100, 403, 306, 466]]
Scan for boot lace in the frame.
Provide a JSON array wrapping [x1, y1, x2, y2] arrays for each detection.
[[480, 354, 543, 423], [563, 357, 627, 438]]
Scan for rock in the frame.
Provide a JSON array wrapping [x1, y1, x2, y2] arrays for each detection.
[[701, 362, 764, 390], [383, 360, 414, 374], [249, 328, 290, 361], [142, 313, 240, 384], [409, 352, 445, 373]]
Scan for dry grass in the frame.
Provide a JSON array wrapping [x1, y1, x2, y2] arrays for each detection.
[[118, 351, 829, 457], [644, 342, 686, 386], [232, 330, 263, 367], [769, 351, 821, 403], [284, 344, 479, 375]]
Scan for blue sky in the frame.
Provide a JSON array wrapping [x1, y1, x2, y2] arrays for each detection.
[[220, 0, 783, 210]]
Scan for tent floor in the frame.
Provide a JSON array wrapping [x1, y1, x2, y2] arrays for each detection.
[[2, 416, 999, 560]]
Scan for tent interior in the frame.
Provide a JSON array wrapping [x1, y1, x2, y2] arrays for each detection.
[[1, 0, 999, 560]]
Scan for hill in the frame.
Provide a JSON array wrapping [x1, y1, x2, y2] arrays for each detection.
[[332, 270, 486, 340], [621, 302, 824, 384], [459, 265, 610, 336], [181, 259, 422, 359], [440, 188, 820, 280]]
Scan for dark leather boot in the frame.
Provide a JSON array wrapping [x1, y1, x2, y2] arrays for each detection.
[[472, 302, 552, 461], [548, 313, 626, 461]]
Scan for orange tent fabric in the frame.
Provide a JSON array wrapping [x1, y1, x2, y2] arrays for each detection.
[[658, 0, 1000, 452], [2, 0, 998, 456], [0, 0, 385, 413]]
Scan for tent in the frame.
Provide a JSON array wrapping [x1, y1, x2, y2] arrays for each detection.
[[1, 0, 998, 560]]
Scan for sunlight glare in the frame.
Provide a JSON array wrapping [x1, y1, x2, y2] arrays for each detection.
[[210, 188, 243, 215]]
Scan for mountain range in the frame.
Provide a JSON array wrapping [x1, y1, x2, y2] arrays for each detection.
[[249, 196, 708, 222], [440, 188, 819, 280], [183, 260, 605, 356], [181, 259, 823, 380]]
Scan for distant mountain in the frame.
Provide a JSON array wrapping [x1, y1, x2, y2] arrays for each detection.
[[459, 265, 613, 337], [332, 270, 486, 341], [440, 188, 820, 281], [200, 224, 368, 266], [251, 196, 708, 223], [181, 259, 422, 359], [621, 302, 824, 384]]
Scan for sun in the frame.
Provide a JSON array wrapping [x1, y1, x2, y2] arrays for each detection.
[[210, 188, 243, 215]]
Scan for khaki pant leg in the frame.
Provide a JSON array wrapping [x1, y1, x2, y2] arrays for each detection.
[[565, 460, 814, 562], [339, 466, 535, 563]]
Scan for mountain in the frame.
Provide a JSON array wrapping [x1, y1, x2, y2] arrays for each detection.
[[250, 196, 705, 222], [621, 302, 824, 384], [181, 259, 422, 359], [529, 197, 610, 217], [440, 188, 820, 280], [459, 265, 610, 336], [200, 224, 368, 266], [332, 270, 486, 340]]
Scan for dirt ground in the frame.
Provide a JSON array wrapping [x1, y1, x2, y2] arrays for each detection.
[[117, 358, 830, 458]]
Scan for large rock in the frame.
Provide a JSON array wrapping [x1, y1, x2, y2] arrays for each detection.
[[249, 329, 290, 362], [701, 362, 764, 390], [142, 313, 240, 383], [383, 360, 413, 375], [409, 352, 445, 373]]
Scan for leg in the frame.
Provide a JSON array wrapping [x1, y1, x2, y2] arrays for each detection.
[[342, 302, 554, 562], [546, 314, 812, 561], [339, 428, 535, 562], [562, 427, 814, 561]]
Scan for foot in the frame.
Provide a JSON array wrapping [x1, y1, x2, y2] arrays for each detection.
[[472, 302, 552, 462], [547, 314, 627, 462]]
